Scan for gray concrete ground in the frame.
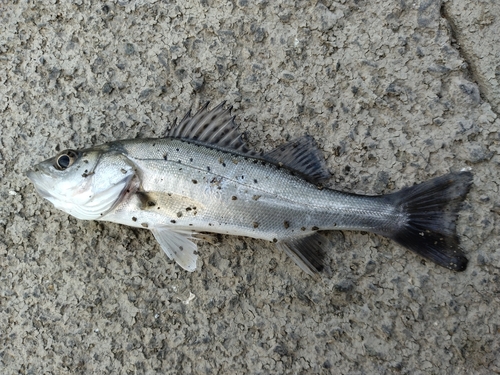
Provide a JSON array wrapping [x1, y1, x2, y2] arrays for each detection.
[[1, 0, 499, 374]]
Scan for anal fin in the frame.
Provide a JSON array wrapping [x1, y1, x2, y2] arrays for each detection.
[[276, 233, 331, 276], [151, 227, 199, 272]]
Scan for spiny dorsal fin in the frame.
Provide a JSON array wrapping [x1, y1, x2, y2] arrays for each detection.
[[166, 101, 253, 155], [264, 135, 331, 184]]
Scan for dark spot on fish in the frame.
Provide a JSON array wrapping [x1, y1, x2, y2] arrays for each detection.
[[176, 148, 179, 152], [168, 193, 172, 196], [163, 153, 168, 160], [178, 160, 181, 164], [261, 161, 266, 166], [209, 223, 213, 226], [83, 159, 89, 164], [120, 168, 127, 174], [189, 158, 193, 162], [157, 207, 161, 209], [186, 207, 192, 211], [147, 201, 156, 207], [179, 246, 183, 251], [192, 179, 198, 184], [177, 212, 183, 218], [222, 162, 226, 167], [252, 195, 261, 200], [231, 196, 237, 200], [312, 226, 319, 231], [284, 221, 290, 229], [253, 222, 259, 228], [132, 217, 137, 222], [252, 159, 258, 164], [301, 227, 306, 231], [253, 179, 258, 183], [171, 220, 176, 224], [141, 223, 149, 228], [272, 238, 277, 243], [82, 171, 95, 178], [189, 223, 193, 226], [207, 166, 211, 171], [241, 175, 244, 179]]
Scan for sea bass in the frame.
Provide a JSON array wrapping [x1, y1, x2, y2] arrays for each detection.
[[27, 102, 473, 275]]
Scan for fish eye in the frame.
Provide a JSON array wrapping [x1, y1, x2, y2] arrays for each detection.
[[55, 150, 79, 170]]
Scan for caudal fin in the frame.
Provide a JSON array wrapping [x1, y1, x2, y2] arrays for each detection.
[[383, 171, 473, 271]]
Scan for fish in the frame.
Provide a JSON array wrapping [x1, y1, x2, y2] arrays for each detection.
[[27, 102, 473, 275]]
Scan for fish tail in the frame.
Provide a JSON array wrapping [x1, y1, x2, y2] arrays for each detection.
[[381, 171, 473, 271]]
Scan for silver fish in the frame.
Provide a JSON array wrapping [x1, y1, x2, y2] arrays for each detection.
[[27, 102, 473, 275]]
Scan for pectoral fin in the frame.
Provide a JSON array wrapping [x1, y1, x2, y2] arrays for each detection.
[[151, 227, 198, 272], [276, 233, 331, 276]]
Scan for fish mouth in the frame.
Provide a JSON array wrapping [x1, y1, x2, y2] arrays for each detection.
[[26, 170, 53, 199]]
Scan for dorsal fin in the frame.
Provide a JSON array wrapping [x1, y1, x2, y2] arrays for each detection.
[[264, 135, 331, 184], [166, 102, 330, 184], [166, 101, 253, 155]]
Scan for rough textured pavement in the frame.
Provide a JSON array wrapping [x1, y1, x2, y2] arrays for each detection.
[[1, 1, 499, 374]]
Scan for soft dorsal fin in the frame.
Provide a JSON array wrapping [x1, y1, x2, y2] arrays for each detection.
[[264, 135, 331, 184], [166, 101, 253, 155]]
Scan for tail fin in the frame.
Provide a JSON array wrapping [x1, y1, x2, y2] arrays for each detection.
[[382, 171, 473, 271]]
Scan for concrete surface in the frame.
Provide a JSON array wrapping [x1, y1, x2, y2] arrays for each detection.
[[1, 0, 499, 374]]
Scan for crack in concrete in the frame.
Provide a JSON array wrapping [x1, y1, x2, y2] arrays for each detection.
[[441, 2, 500, 117], [440, 4, 477, 83]]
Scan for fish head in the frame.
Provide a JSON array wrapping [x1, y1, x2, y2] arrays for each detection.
[[27, 146, 135, 220]]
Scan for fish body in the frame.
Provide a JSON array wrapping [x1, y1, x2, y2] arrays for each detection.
[[27, 102, 473, 274]]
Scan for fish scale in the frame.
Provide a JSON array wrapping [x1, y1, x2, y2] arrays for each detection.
[[27, 102, 473, 275], [110, 138, 397, 241]]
